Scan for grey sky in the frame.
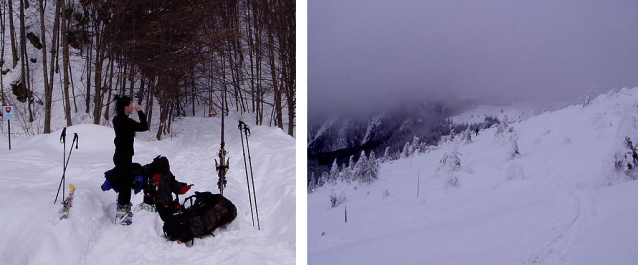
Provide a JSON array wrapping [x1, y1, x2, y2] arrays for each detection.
[[309, 0, 638, 116]]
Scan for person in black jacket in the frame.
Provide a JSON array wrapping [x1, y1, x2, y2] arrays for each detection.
[[112, 95, 148, 225]]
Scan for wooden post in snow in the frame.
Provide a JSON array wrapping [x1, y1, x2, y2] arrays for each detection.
[[417, 169, 420, 198], [345, 205, 347, 223]]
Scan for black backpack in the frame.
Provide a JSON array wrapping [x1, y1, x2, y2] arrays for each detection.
[[143, 156, 190, 221], [142, 156, 171, 205], [163, 191, 237, 244]]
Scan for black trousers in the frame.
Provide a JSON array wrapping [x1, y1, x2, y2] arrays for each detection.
[[113, 154, 133, 205]]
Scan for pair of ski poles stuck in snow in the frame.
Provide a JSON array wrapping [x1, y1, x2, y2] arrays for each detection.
[[238, 121, 261, 230], [215, 120, 261, 230], [54, 127, 78, 205]]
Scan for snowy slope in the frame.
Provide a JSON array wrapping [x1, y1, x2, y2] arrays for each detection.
[[451, 105, 532, 125], [308, 87, 638, 265], [308, 116, 339, 148], [0, 116, 295, 265]]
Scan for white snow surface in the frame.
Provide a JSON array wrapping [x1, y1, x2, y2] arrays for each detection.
[[309, 87, 638, 265], [0, 117, 295, 265]]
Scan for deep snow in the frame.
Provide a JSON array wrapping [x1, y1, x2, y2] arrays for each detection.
[[0, 116, 295, 265], [308, 87, 638, 265]]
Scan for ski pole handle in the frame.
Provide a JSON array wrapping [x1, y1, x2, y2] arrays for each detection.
[[238, 121, 251, 136], [60, 127, 67, 144], [73, 133, 79, 149]]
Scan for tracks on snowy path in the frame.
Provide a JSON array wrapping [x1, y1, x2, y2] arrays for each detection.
[[528, 181, 599, 265]]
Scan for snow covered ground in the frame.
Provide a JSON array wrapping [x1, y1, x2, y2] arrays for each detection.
[[308, 87, 638, 265], [0, 116, 295, 265]]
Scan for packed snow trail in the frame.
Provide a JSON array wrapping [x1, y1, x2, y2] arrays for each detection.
[[308, 87, 638, 265], [0, 116, 295, 265]]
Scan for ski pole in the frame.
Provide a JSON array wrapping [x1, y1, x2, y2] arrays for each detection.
[[54, 133, 78, 204], [62, 128, 67, 200], [239, 121, 255, 227], [54, 128, 67, 204], [243, 124, 260, 230]]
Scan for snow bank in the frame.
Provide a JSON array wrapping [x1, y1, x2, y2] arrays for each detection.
[[0, 116, 295, 264]]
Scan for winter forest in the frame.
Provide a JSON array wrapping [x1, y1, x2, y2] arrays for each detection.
[[0, 0, 295, 139], [307, 100, 502, 190]]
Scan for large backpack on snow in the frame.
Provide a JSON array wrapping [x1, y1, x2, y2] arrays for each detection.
[[163, 191, 237, 244], [142, 156, 190, 221]]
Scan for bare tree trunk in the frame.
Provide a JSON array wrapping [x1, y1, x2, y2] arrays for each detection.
[[264, 0, 283, 131], [129, 63, 135, 98], [18, 0, 25, 89], [256, 0, 265, 126], [146, 77, 154, 128], [286, 79, 294, 136], [252, 0, 264, 125], [156, 97, 168, 140], [1, 0, 5, 106], [112, 57, 120, 97], [119, 59, 126, 95], [39, 0, 52, 133], [19, 0, 34, 122], [69, 60, 77, 113], [61, 0, 72, 126], [191, 74, 195, 116], [137, 76, 145, 105], [103, 57, 114, 122], [208, 58, 214, 117], [92, 22, 106, 125], [8, 0, 18, 67], [266, 29, 282, 129], [245, 0, 256, 116], [83, 7, 93, 115], [281, 0, 295, 136], [269, 102, 274, 127], [166, 101, 173, 134], [85, 38, 92, 114], [48, 0, 60, 114]]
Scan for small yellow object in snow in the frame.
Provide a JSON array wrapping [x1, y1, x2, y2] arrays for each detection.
[[69, 184, 75, 191]]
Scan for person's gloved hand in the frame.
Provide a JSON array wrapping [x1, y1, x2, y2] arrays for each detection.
[[102, 179, 120, 192], [101, 179, 112, 191], [178, 184, 192, 195], [133, 176, 144, 194]]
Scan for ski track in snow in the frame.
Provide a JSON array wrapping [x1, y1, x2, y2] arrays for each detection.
[[0, 117, 295, 265]]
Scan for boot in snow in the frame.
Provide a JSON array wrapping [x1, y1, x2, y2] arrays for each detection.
[[115, 203, 133, 226], [139, 202, 156, 212]]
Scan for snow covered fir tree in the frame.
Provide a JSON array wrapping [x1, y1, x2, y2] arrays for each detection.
[[0, 0, 296, 264]]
